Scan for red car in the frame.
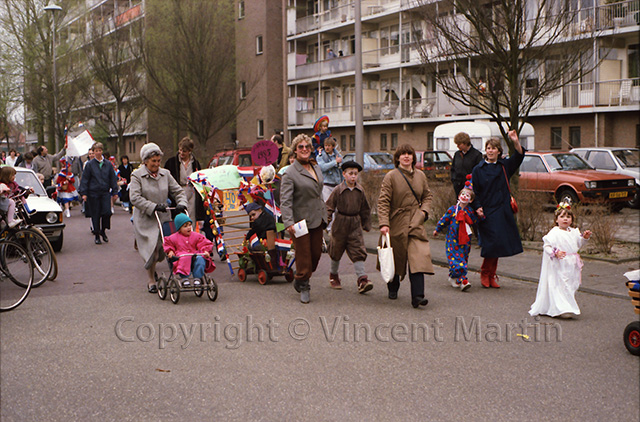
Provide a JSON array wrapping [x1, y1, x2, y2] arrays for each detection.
[[208, 148, 257, 168], [518, 152, 636, 208]]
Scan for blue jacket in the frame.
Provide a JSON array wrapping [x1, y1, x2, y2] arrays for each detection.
[[79, 158, 119, 197], [471, 149, 526, 258], [316, 150, 343, 186]]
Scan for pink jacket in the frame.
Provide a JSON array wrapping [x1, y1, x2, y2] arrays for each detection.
[[163, 231, 215, 276]]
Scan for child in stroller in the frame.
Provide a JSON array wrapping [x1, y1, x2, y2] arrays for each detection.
[[163, 213, 216, 287]]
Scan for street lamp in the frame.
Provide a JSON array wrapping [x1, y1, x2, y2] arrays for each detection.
[[44, 1, 62, 152]]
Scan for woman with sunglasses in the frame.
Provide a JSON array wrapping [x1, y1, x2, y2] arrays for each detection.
[[280, 134, 328, 304]]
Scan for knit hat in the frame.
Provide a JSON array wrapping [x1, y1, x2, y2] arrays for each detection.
[[140, 142, 163, 161], [174, 213, 192, 230], [313, 115, 330, 132]]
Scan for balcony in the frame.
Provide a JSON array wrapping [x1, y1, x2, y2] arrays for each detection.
[[289, 54, 355, 80]]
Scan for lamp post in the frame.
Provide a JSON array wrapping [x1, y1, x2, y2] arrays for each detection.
[[44, 1, 62, 152]]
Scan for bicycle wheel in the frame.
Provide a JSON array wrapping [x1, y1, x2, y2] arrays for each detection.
[[10, 227, 57, 287], [0, 241, 34, 312]]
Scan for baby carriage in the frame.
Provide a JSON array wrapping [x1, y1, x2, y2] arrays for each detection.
[[154, 212, 218, 304], [623, 270, 640, 356], [236, 230, 294, 285]]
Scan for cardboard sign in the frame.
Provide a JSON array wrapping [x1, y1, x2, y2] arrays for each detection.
[[66, 130, 95, 157], [251, 140, 279, 166], [221, 189, 241, 212]]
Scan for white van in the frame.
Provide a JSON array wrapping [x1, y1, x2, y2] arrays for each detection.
[[433, 121, 535, 156]]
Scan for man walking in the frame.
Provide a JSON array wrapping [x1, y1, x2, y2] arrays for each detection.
[[450, 132, 482, 196], [32, 145, 66, 187]]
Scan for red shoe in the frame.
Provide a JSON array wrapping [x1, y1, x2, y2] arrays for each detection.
[[329, 273, 342, 289], [480, 273, 490, 288], [357, 276, 373, 294], [489, 275, 500, 288]]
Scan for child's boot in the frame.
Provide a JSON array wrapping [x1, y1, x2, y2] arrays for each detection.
[[329, 273, 341, 289], [8, 218, 22, 228], [357, 275, 373, 294], [460, 277, 471, 292]]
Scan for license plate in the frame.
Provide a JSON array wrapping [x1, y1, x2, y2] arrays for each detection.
[[609, 191, 628, 198]]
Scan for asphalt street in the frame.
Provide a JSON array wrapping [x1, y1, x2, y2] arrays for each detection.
[[1, 206, 638, 421]]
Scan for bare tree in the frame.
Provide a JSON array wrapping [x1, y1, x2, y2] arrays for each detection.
[[80, 19, 143, 158], [415, 0, 599, 153], [134, 0, 259, 159]]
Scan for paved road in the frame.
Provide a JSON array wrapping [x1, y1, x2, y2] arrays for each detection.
[[1, 207, 638, 421]]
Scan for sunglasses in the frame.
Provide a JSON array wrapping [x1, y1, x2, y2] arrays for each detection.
[[297, 144, 311, 150]]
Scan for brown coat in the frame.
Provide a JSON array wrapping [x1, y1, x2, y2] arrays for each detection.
[[377, 167, 434, 278], [326, 181, 371, 262]]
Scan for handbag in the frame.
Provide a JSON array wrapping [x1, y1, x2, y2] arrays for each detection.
[[502, 165, 518, 214], [377, 233, 395, 283]]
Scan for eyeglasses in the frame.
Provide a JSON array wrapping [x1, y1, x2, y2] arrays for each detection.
[[297, 144, 311, 150]]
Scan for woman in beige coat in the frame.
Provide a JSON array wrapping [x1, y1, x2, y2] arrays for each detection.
[[378, 144, 434, 308]]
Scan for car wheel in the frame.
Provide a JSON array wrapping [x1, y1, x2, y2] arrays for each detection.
[[51, 232, 63, 252], [628, 186, 640, 209], [556, 189, 578, 206]]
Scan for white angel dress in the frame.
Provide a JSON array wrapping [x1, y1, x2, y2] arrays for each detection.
[[529, 226, 588, 317]]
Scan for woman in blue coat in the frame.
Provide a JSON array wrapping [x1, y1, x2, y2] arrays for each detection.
[[79, 142, 119, 245], [472, 130, 525, 288]]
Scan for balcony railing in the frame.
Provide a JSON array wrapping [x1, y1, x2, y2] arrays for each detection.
[[288, 78, 639, 127], [291, 55, 356, 80]]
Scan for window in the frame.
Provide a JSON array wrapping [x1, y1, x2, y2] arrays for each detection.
[[238, 0, 245, 19], [239, 81, 246, 100], [256, 35, 263, 55], [551, 127, 562, 149], [391, 133, 398, 149], [340, 135, 346, 151], [349, 135, 355, 151], [569, 126, 580, 148], [589, 151, 616, 170], [380, 133, 388, 150], [257, 120, 264, 138], [629, 44, 639, 84], [520, 156, 547, 173], [427, 132, 434, 150]]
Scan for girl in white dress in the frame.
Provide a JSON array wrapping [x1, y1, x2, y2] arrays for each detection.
[[529, 203, 591, 318]]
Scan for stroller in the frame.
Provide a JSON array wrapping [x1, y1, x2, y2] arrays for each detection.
[[236, 230, 294, 285], [623, 270, 640, 356], [154, 212, 218, 304]]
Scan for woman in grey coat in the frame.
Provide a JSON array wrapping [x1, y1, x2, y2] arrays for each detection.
[[130, 143, 187, 293]]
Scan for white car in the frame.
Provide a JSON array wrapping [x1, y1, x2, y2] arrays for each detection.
[[14, 167, 66, 251], [570, 147, 640, 208]]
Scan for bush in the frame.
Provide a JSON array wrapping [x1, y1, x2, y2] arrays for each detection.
[[516, 191, 550, 241], [575, 202, 621, 254], [358, 170, 388, 217], [427, 181, 456, 225]]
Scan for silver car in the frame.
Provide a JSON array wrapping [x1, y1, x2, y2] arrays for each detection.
[[571, 147, 640, 208], [14, 167, 66, 251]]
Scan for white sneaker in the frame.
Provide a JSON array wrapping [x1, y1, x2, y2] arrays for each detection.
[[65, 209, 71, 218], [8, 218, 22, 228], [111, 207, 115, 214], [182, 280, 191, 288], [448, 277, 459, 288], [194, 279, 201, 286], [460, 280, 471, 292]]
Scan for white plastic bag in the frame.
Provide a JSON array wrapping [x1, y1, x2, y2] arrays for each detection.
[[377, 233, 395, 283]]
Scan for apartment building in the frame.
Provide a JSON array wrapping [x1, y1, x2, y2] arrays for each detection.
[[285, 0, 640, 153]]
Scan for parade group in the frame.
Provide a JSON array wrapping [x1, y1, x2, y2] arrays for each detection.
[[1, 115, 590, 317]]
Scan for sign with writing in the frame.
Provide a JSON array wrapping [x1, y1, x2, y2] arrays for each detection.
[[190, 166, 242, 191], [251, 140, 279, 166], [221, 189, 241, 212]]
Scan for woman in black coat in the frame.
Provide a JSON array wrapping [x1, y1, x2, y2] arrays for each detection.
[[118, 155, 132, 212], [79, 142, 119, 245], [471, 130, 525, 288]]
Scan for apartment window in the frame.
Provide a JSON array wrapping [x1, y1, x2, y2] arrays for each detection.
[[391, 133, 398, 149], [238, 1, 245, 19], [427, 132, 434, 150], [257, 120, 264, 138], [340, 135, 347, 151], [629, 44, 639, 82], [349, 135, 355, 151], [569, 126, 580, 148], [256, 35, 263, 55], [551, 127, 562, 149], [380, 133, 388, 150], [239, 81, 246, 100], [380, 24, 399, 56]]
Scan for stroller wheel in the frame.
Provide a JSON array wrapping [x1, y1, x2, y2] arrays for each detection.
[[169, 279, 180, 304], [206, 276, 218, 302], [285, 268, 294, 283], [237, 268, 247, 282], [157, 276, 168, 300], [194, 280, 204, 297], [258, 270, 268, 285], [624, 321, 640, 356]]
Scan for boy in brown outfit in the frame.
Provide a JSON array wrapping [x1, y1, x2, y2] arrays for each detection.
[[326, 161, 373, 293]]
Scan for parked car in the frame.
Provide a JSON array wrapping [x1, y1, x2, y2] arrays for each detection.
[[341, 152, 395, 172], [416, 150, 452, 180], [570, 147, 640, 208], [14, 167, 65, 251], [518, 152, 636, 210], [209, 149, 260, 168]]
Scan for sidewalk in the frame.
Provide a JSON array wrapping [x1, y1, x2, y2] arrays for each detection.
[[361, 230, 637, 299]]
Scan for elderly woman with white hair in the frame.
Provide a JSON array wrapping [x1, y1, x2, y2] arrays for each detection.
[[130, 142, 188, 293]]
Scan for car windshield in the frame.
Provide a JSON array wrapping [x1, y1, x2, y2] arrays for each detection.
[[612, 149, 639, 168], [424, 152, 451, 163], [369, 154, 393, 165], [545, 154, 592, 171], [14, 171, 47, 196]]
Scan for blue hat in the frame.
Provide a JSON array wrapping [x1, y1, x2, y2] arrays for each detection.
[[174, 213, 192, 230], [244, 202, 262, 213]]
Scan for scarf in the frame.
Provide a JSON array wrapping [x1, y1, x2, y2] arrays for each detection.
[[455, 204, 474, 245]]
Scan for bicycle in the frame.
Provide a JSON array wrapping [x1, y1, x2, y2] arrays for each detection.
[[0, 240, 34, 312], [0, 192, 58, 287]]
